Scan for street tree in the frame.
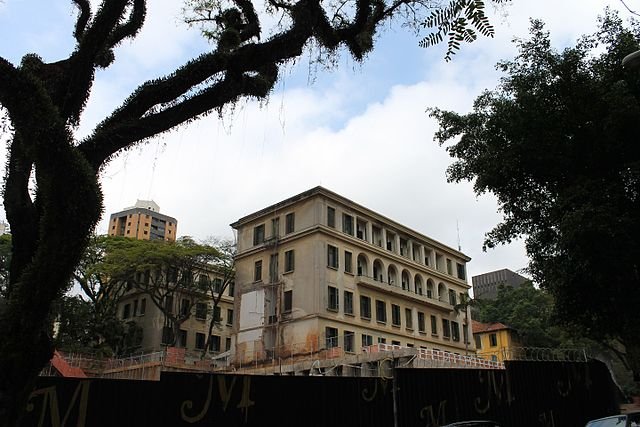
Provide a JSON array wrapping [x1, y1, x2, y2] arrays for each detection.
[[94, 236, 221, 347], [475, 283, 572, 348], [199, 237, 236, 357], [69, 235, 148, 355], [51, 294, 143, 356], [0, 0, 506, 423], [431, 12, 640, 381]]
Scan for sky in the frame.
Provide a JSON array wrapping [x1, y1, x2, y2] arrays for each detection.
[[0, 0, 633, 284]]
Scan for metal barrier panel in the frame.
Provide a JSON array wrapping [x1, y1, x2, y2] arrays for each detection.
[[395, 360, 619, 427], [25, 360, 618, 427]]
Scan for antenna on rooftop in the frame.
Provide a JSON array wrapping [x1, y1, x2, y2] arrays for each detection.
[[456, 219, 462, 251]]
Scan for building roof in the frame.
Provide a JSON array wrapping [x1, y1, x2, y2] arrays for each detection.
[[109, 206, 177, 223], [471, 320, 514, 334], [230, 186, 470, 261]]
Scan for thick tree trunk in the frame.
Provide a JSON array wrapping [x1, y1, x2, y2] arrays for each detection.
[[0, 131, 102, 425]]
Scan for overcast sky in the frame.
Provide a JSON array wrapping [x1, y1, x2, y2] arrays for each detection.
[[0, 0, 632, 283]]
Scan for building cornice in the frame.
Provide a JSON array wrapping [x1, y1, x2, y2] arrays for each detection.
[[230, 186, 470, 261]]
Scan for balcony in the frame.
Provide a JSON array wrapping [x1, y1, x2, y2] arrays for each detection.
[[356, 274, 453, 312]]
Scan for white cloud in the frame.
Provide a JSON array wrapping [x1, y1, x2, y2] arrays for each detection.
[[1, 0, 631, 283]]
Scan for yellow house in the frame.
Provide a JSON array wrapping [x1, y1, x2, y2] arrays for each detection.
[[472, 320, 520, 362]]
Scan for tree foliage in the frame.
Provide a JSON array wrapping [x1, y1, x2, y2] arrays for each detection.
[[420, 0, 511, 61], [475, 283, 575, 348], [431, 11, 640, 378], [83, 236, 223, 347], [0, 0, 501, 424], [51, 294, 143, 357]]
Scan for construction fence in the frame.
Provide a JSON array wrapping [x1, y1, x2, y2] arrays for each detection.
[[27, 359, 619, 427]]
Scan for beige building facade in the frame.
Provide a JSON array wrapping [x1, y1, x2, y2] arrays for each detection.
[[231, 187, 475, 364], [118, 272, 235, 357]]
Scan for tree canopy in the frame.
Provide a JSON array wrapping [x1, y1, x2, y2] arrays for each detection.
[[431, 11, 640, 379], [0, 0, 505, 424], [475, 283, 576, 348]]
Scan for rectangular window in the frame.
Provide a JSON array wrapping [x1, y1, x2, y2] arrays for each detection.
[[405, 308, 413, 330], [360, 295, 371, 319], [140, 298, 146, 316], [326, 327, 339, 349], [271, 217, 280, 238], [285, 212, 295, 234], [123, 304, 131, 319], [375, 300, 386, 323], [209, 335, 221, 352], [449, 289, 457, 306], [133, 299, 138, 316], [213, 306, 221, 322], [225, 337, 232, 351], [344, 291, 354, 315], [362, 334, 373, 348], [463, 323, 469, 344], [283, 290, 293, 313], [213, 278, 223, 294], [418, 312, 426, 333], [431, 315, 438, 335], [177, 329, 188, 348], [475, 335, 482, 349], [447, 259, 453, 275], [327, 245, 338, 269], [195, 302, 207, 320], [284, 250, 295, 272], [195, 332, 206, 350], [180, 299, 190, 316], [342, 214, 354, 235], [327, 286, 339, 311], [344, 251, 353, 273], [378, 337, 387, 344], [327, 207, 335, 228], [452, 321, 460, 342], [253, 224, 265, 245], [344, 331, 355, 353], [356, 219, 367, 241], [254, 260, 263, 281], [457, 263, 466, 280], [442, 319, 451, 339], [269, 253, 278, 282], [161, 326, 173, 345], [227, 309, 234, 325], [392, 340, 401, 346], [490, 333, 498, 347], [164, 295, 174, 314], [228, 282, 235, 296], [391, 304, 401, 326], [198, 273, 209, 288]]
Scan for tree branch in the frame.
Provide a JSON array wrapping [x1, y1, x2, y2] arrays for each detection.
[[79, 0, 411, 170], [80, 64, 278, 168], [107, 0, 147, 48], [61, 0, 133, 124], [72, 0, 92, 42]]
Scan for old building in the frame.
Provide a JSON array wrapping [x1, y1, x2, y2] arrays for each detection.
[[231, 187, 475, 365], [108, 200, 177, 242], [472, 320, 520, 362], [471, 268, 528, 300], [119, 275, 235, 357]]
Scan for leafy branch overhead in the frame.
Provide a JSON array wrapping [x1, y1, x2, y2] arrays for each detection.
[[421, 0, 511, 61]]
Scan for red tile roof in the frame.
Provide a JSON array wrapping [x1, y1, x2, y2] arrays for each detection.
[[472, 320, 513, 334]]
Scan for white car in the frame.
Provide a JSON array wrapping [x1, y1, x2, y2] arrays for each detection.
[[586, 412, 640, 427]]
